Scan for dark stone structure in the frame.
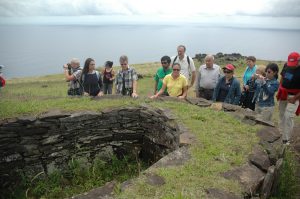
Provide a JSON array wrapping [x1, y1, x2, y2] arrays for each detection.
[[0, 106, 180, 190]]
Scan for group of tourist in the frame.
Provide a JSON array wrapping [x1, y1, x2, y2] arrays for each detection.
[[63, 46, 300, 145]]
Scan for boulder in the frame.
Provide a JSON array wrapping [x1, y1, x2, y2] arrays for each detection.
[[72, 181, 117, 199], [145, 173, 165, 186], [249, 145, 270, 172], [205, 188, 241, 199], [223, 163, 265, 196], [260, 165, 276, 199], [256, 126, 281, 143]]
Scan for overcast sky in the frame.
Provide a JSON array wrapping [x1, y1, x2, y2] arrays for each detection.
[[0, 0, 299, 26]]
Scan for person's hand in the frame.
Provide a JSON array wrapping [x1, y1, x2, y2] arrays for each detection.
[[97, 92, 104, 97], [244, 85, 249, 91], [63, 64, 68, 69], [257, 74, 265, 80], [150, 95, 158, 99], [132, 92, 138, 98], [178, 96, 186, 100], [84, 92, 89, 96], [288, 96, 296, 104]]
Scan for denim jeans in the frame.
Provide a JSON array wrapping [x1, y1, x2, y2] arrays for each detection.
[[103, 83, 113, 94]]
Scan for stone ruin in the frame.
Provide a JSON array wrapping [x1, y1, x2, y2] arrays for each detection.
[[0, 106, 180, 192]]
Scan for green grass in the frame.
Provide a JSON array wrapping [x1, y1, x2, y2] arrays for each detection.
[[271, 148, 299, 199], [118, 101, 258, 198], [7, 155, 147, 199]]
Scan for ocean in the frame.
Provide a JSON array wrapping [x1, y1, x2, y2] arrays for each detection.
[[1, 24, 300, 79]]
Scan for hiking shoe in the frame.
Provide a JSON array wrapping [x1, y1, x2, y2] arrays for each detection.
[[282, 140, 290, 145]]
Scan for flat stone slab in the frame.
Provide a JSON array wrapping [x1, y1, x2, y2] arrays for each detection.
[[256, 127, 281, 143], [145, 173, 166, 186], [151, 146, 191, 168], [179, 132, 197, 146], [186, 97, 212, 107], [223, 163, 265, 196], [261, 165, 276, 199], [249, 145, 271, 172], [205, 188, 242, 199], [39, 110, 71, 120], [72, 181, 116, 199]]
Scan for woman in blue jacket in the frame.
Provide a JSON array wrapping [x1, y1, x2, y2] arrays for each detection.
[[212, 64, 241, 105], [252, 63, 279, 122]]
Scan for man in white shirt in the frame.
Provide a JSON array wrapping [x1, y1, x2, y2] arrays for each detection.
[[171, 45, 196, 89], [195, 55, 221, 100]]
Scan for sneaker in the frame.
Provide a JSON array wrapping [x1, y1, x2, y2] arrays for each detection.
[[282, 140, 290, 145]]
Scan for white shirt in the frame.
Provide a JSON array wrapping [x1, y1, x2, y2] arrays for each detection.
[[197, 64, 221, 89], [171, 54, 196, 81]]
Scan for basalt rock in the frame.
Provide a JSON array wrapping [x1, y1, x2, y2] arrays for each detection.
[[0, 106, 181, 191]]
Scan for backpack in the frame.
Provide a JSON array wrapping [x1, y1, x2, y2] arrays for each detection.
[[0, 76, 5, 87], [172, 55, 191, 67], [81, 71, 100, 83]]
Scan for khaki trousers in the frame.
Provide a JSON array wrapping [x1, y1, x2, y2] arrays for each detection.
[[278, 96, 299, 141]]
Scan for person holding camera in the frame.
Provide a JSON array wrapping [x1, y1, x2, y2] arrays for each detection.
[[252, 63, 279, 122], [63, 58, 82, 96], [240, 65, 266, 110]]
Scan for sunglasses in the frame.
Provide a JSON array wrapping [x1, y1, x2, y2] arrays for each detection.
[[173, 68, 180, 71], [120, 64, 127, 66], [161, 61, 168, 64], [223, 70, 232, 74]]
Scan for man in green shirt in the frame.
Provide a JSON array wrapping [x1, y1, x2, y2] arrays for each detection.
[[154, 56, 172, 95]]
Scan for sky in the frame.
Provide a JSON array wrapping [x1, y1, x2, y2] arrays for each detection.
[[0, 0, 299, 28]]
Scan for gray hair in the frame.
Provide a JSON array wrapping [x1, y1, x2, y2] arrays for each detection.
[[119, 55, 128, 63], [177, 45, 186, 52], [70, 58, 80, 64], [205, 54, 214, 61]]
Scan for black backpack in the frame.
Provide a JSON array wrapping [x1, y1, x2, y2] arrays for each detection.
[[172, 55, 191, 66]]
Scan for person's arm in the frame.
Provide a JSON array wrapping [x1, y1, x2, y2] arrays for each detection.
[[131, 68, 138, 98], [190, 71, 196, 88], [64, 66, 76, 81], [154, 72, 159, 94], [261, 80, 279, 96], [110, 69, 115, 81], [97, 73, 104, 96], [132, 80, 138, 98], [212, 79, 221, 102], [151, 83, 167, 98], [154, 81, 158, 95], [189, 59, 196, 88], [179, 86, 188, 99], [233, 80, 241, 105], [195, 69, 201, 97], [288, 92, 300, 104]]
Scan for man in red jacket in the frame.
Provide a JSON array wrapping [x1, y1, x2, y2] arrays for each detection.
[[277, 52, 300, 145]]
